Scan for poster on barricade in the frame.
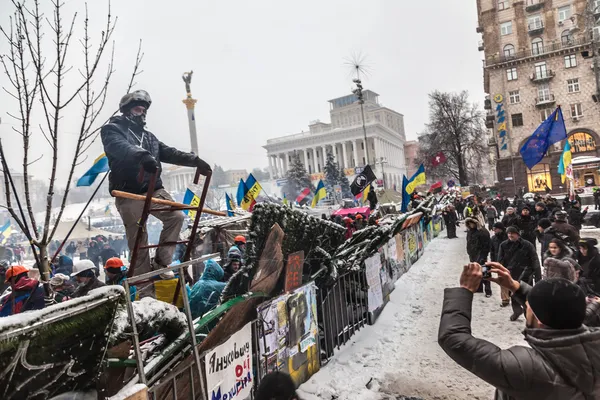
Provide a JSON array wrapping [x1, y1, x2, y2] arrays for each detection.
[[433, 215, 442, 237], [427, 221, 433, 243], [417, 220, 424, 258], [256, 282, 320, 387], [204, 321, 253, 400], [406, 226, 418, 265], [365, 255, 384, 312]]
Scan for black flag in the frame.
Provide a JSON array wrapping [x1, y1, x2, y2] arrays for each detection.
[[351, 165, 377, 196]]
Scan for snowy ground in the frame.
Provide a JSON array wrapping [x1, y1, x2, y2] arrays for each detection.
[[298, 228, 526, 400]]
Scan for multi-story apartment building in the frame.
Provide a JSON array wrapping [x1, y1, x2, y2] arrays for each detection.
[[477, 0, 600, 196]]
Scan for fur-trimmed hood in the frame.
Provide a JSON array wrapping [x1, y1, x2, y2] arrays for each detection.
[[465, 217, 483, 230]]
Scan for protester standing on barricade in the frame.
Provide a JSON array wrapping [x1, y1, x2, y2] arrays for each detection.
[[101, 90, 212, 297], [439, 261, 600, 399], [498, 226, 540, 320]]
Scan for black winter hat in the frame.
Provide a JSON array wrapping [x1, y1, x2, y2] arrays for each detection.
[[535, 202, 546, 209], [493, 222, 505, 230], [506, 226, 519, 234], [521, 205, 531, 211], [527, 278, 586, 329], [537, 218, 552, 229]]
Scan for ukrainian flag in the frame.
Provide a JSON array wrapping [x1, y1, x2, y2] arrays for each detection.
[[226, 193, 235, 217], [283, 193, 288, 206], [405, 164, 426, 195], [558, 140, 573, 183], [241, 174, 262, 211], [236, 179, 247, 206], [76, 153, 109, 187], [311, 180, 326, 208], [182, 188, 201, 220], [362, 184, 371, 204], [0, 221, 11, 245]]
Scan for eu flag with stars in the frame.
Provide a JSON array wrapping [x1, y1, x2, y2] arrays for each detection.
[[519, 107, 567, 170]]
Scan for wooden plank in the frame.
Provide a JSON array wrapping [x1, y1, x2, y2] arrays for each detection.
[[111, 190, 227, 216]]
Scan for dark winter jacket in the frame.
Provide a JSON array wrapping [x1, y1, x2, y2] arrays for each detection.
[[511, 215, 537, 245], [569, 206, 588, 231], [578, 239, 600, 295], [52, 255, 73, 276], [465, 218, 490, 264], [189, 260, 226, 319], [498, 238, 541, 283], [71, 278, 106, 298], [100, 247, 119, 265], [501, 213, 518, 228], [539, 227, 572, 262], [534, 207, 551, 224], [490, 231, 508, 262], [485, 206, 498, 220], [0, 278, 45, 317], [439, 287, 600, 400], [552, 220, 580, 246], [101, 115, 199, 195]]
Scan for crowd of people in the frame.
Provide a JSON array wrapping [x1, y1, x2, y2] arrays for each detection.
[[439, 192, 600, 399]]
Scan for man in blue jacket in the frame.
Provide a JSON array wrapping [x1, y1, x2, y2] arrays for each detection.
[[189, 260, 226, 319], [101, 90, 211, 287]]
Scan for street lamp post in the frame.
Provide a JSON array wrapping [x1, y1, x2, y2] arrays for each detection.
[[376, 157, 388, 189], [352, 79, 370, 165]]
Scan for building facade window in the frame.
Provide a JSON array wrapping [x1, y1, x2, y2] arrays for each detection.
[[509, 90, 520, 104], [534, 61, 547, 78], [558, 5, 571, 22], [527, 164, 552, 192], [512, 113, 524, 127], [565, 54, 577, 68], [567, 78, 580, 93], [531, 37, 544, 55], [501, 21, 513, 36], [537, 83, 550, 101], [507, 67, 518, 81], [569, 132, 597, 153], [571, 103, 583, 118], [561, 29, 574, 45], [528, 15, 543, 31], [540, 108, 552, 122], [498, 0, 509, 10], [504, 44, 515, 58]]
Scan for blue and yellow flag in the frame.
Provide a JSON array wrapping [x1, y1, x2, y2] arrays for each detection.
[[362, 183, 371, 204], [0, 221, 11, 245], [405, 164, 426, 195], [236, 179, 247, 206], [241, 174, 262, 211], [558, 140, 573, 184], [401, 175, 410, 212], [311, 180, 326, 208], [520, 107, 567, 169], [226, 193, 235, 217], [104, 204, 111, 216], [182, 188, 201, 220], [77, 153, 109, 187], [283, 193, 288, 206]]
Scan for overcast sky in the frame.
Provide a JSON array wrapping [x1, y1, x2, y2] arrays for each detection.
[[0, 0, 484, 186]]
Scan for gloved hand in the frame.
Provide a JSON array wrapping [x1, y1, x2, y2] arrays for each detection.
[[141, 154, 158, 173], [195, 157, 212, 175]]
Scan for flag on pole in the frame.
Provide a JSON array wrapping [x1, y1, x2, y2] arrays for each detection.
[[558, 140, 573, 184], [520, 107, 567, 169], [350, 165, 377, 196], [431, 152, 446, 167], [0, 221, 12, 245], [182, 188, 201, 220], [226, 193, 235, 217], [283, 193, 288, 206], [401, 175, 410, 213], [429, 181, 443, 193], [236, 179, 246, 206], [76, 153, 109, 187], [405, 164, 426, 195], [104, 204, 111, 216], [296, 188, 311, 205], [362, 183, 371, 204], [311, 180, 326, 208], [241, 174, 262, 211]]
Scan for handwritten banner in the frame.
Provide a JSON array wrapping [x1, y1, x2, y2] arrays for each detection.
[[285, 251, 304, 293]]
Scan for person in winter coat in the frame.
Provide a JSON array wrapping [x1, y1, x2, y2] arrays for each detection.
[[99, 243, 119, 266], [101, 90, 212, 281], [52, 255, 73, 276], [501, 207, 518, 227], [343, 217, 355, 240], [189, 259, 226, 319], [440, 262, 600, 400], [490, 222, 508, 263], [536, 218, 571, 262], [70, 260, 106, 298], [533, 202, 550, 224], [0, 266, 45, 317], [255, 371, 300, 400], [498, 227, 541, 320], [49, 273, 75, 303], [543, 239, 581, 282], [552, 211, 580, 246], [485, 203, 498, 230], [465, 217, 492, 297], [511, 206, 536, 245], [223, 247, 242, 282], [577, 238, 600, 295], [442, 205, 458, 239], [568, 200, 588, 232], [594, 188, 600, 210], [104, 257, 137, 301], [87, 240, 101, 274]]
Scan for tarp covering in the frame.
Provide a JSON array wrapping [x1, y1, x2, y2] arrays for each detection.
[[331, 206, 371, 217], [51, 220, 116, 241]]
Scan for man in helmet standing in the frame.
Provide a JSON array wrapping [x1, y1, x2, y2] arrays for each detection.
[[101, 90, 211, 294]]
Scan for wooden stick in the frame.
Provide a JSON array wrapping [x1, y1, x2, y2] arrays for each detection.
[[111, 190, 227, 216]]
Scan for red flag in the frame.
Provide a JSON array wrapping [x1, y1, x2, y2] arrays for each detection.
[[429, 181, 443, 193], [431, 151, 446, 167], [296, 188, 311, 204]]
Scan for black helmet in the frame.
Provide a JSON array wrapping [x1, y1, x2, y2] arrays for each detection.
[[119, 90, 151, 113]]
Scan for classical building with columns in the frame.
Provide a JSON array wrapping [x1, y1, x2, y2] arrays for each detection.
[[263, 90, 407, 189]]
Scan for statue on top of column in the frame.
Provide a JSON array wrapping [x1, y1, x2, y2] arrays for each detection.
[[182, 71, 193, 96]]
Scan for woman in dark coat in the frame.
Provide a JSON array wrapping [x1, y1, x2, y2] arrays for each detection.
[[442, 205, 459, 239], [577, 238, 600, 295]]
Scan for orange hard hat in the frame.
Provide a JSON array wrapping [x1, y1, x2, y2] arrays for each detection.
[[234, 235, 246, 244], [355, 214, 363, 219], [5, 265, 28, 283], [104, 257, 124, 270]]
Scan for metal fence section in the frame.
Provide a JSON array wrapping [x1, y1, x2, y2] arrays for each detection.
[[318, 269, 368, 363]]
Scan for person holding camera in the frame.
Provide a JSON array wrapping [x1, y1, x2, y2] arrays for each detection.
[[438, 262, 600, 399], [497, 226, 541, 321]]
